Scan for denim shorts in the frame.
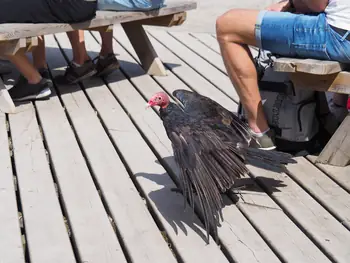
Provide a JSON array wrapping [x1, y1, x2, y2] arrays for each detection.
[[255, 11, 350, 63]]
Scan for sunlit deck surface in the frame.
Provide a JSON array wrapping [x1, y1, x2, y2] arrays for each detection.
[[1, 26, 350, 263]]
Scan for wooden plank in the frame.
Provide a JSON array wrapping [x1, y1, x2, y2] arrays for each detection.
[[0, 77, 16, 114], [134, 12, 187, 27], [105, 27, 237, 112], [121, 21, 167, 76], [67, 32, 232, 261], [87, 32, 281, 263], [89, 36, 330, 263], [316, 113, 350, 166], [52, 33, 178, 263], [308, 155, 350, 193], [247, 162, 350, 263], [190, 32, 221, 54], [4, 97, 75, 262], [105, 69, 331, 263], [0, 1, 197, 41], [286, 157, 350, 229], [147, 29, 239, 102], [0, 112, 25, 263], [35, 35, 127, 263], [273, 57, 347, 75], [169, 31, 227, 74], [289, 71, 350, 95]]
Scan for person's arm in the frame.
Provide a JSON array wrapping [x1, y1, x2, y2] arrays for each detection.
[[292, 0, 328, 13]]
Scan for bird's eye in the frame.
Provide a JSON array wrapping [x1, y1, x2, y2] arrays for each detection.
[[157, 96, 162, 101]]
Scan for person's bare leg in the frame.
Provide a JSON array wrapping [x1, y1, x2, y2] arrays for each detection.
[[216, 9, 269, 133], [32, 36, 47, 69], [99, 31, 114, 56], [6, 52, 41, 84], [67, 30, 90, 64]]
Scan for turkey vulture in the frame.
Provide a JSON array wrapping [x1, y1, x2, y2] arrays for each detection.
[[147, 89, 294, 242]]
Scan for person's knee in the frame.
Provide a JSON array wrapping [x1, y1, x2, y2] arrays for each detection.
[[216, 9, 247, 44]]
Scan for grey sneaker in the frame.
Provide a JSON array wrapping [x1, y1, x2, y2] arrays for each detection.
[[249, 129, 276, 150]]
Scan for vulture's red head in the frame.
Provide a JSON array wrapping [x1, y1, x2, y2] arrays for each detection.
[[147, 92, 170, 108]]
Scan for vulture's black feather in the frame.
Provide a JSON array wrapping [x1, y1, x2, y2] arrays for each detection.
[[156, 89, 295, 243]]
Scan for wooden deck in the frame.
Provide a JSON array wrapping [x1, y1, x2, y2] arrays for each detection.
[[1, 26, 350, 263]]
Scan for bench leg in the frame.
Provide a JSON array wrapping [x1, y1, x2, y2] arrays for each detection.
[[0, 77, 16, 114], [316, 113, 350, 166], [121, 21, 167, 76]]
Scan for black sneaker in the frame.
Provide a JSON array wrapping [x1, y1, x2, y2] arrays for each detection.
[[94, 53, 120, 77], [38, 68, 52, 83], [9, 78, 52, 102], [56, 59, 97, 84]]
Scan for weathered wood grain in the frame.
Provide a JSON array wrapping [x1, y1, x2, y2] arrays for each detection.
[[169, 31, 227, 73], [273, 57, 347, 75], [35, 36, 127, 263], [0, 2, 197, 41], [87, 31, 283, 263], [89, 31, 333, 262], [148, 30, 239, 102], [287, 157, 350, 229], [247, 162, 350, 263], [190, 32, 221, 54], [108, 27, 237, 112], [316, 113, 350, 166], [5, 94, 75, 262], [0, 112, 25, 263], [53, 33, 178, 263], [122, 21, 167, 76], [289, 71, 350, 95]]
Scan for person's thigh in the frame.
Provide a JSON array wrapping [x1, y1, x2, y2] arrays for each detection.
[[0, 0, 96, 24], [257, 11, 333, 61]]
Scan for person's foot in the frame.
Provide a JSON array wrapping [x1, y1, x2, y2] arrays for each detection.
[[249, 129, 276, 150], [56, 59, 97, 84], [9, 78, 52, 102], [94, 53, 120, 77]]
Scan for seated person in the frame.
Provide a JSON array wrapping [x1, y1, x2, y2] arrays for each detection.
[[0, 0, 98, 101], [2, 0, 164, 101], [216, 0, 350, 149]]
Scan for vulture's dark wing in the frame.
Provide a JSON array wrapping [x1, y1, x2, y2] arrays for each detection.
[[162, 108, 249, 241], [173, 89, 252, 143]]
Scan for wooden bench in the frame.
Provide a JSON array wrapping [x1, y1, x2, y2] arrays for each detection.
[[273, 57, 350, 167], [0, 1, 196, 112]]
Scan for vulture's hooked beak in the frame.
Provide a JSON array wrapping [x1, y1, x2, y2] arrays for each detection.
[[146, 100, 156, 109]]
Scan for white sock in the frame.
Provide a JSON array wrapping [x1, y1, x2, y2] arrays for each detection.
[[250, 127, 270, 137]]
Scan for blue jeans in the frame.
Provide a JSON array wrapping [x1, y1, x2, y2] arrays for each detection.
[[255, 11, 350, 63]]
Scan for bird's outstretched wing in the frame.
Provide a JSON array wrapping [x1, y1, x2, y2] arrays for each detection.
[[173, 89, 252, 143], [163, 112, 249, 242]]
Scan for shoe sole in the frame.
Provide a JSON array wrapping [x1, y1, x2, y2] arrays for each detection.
[[66, 69, 98, 84], [258, 146, 277, 151], [95, 63, 120, 77], [13, 87, 51, 102]]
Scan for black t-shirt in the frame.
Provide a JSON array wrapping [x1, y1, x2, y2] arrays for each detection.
[[0, 0, 97, 24]]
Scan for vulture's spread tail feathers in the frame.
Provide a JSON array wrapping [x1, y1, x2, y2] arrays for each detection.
[[171, 129, 248, 243], [239, 145, 296, 170]]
